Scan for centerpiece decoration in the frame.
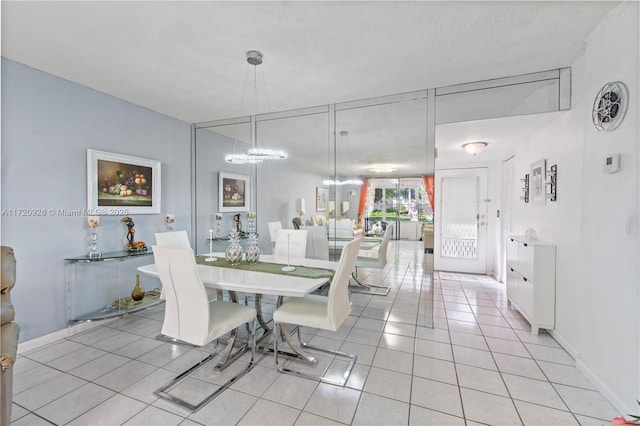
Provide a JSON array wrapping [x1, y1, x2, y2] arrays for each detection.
[[121, 216, 147, 253], [225, 230, 243, 265]]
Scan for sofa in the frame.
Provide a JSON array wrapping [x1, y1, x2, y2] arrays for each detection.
[[1, 246, 19, 426]]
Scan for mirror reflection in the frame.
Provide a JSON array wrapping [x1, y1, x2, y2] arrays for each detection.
[[193, 92, 434, 329]]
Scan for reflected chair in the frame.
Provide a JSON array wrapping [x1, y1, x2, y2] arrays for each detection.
[[151, 245, 257, 412], [292, 216, 302, 230], [1, 246, 19, 426], [267, 221, 283, 250], [300, 225, 329, 261], [351, 223, 394, 296], [274, 229, 308, 260], [272, 238, 361, 386]]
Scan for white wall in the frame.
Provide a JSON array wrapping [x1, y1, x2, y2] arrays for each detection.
[[1, 59, 192, 342], [510, 2, 639, 412]]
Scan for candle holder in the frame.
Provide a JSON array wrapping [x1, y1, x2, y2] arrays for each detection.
[[86, 216, 102, 259], [247, 211, 256, 234], [205, 228, 217, 262], [215, 213, 223, 239]]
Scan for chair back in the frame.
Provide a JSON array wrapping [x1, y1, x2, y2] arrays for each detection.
[[274, 229, 308, 259], [267, 221, 282, 244], [155, 230, 191, 248], [300, 225, 329, 261], [152, 245, 210, 346], [376, 223, 394, 269], [327, 238, 361, 330]]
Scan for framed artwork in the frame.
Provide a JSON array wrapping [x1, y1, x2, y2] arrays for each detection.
[[219, 172, 250, 212], [316, 187, 328, 212], [87, 149, 161, 214], [530, 159, 546, 206]]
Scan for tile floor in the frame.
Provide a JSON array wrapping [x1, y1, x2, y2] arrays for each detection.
[[12, 241, 619, 425]]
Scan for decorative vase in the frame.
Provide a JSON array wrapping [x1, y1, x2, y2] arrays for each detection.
[[131, 274, 145, 301], [245, 233, 261, 264], [225, 231, 243, 265]]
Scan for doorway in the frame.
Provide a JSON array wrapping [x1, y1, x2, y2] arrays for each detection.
[[434, 168, 489, 273], [366, 177, 432, 241]]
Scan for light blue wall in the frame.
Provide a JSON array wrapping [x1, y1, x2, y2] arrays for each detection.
[[1, 59, 192, 342]]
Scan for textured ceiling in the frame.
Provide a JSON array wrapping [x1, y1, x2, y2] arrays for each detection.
[[1, 1, 621, 167]]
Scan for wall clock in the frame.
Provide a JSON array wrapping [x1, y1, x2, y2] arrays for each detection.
[[592, 81, 628, 132]]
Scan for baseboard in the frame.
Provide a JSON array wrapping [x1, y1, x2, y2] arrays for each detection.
[[551, 329, 632, 416], [17, 319, 117, 354]]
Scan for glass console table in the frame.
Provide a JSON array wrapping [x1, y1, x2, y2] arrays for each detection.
[[65, 250, 162, 324]]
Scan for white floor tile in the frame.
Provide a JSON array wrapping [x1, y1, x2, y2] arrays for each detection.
[[295, 411, 346, 425], [364, 367, 412, 402], [304, 383, 361, 424], [236, 398, 300, 426], [14, 370, 87, 411], [537, 361, 596, 390], [451, 345, 497, 370], [34, 382, 114, 425], [409, 405, 465, 425], [553, 383, 620, 420], [412, 354, 457, 385], [68, 394, 147, 425], [456, 363, 509, 397], [514, 400, 579, 425], [122, 405, 184, 426], [188, 388, 257, 426], [502, 373, 568, 410], [492, 352, 546, 380], [371, 347, 413, 374], [459, 387, 522, 425], [352, 392, 409, 425], [411, 377, 463, 417]]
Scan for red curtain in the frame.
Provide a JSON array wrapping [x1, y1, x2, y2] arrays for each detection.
[[424, 175, 435, 211], [357, 177, 368, 227]]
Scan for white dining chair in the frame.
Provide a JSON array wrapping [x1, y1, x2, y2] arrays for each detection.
[[154, 230, 191, 248], [151, 245, 257, 412], [272, 238, 361, 386], [351, 223, 394, 296], [267, 221, 283, 250], [273, 229, 308, 260]]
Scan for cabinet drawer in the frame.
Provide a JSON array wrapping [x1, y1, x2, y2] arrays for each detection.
[[507, 237, 519, 270], [506, 267, 519, 302], [518, 242, 534, 280], [518, 275, 534, 318]]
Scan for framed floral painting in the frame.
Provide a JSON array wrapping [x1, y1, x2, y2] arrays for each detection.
[[87, 149, 161, 214]]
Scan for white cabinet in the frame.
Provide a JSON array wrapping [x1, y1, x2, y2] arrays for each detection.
[[506, 235, 556, 335]]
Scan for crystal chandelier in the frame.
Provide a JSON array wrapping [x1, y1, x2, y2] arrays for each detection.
[[225, 51, 287, 164]]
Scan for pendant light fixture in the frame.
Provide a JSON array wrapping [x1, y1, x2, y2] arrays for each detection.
[[225, 51, 287, 164], [322, 130, 363, 186]]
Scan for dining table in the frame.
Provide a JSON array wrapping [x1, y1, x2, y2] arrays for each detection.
[[138, 253, 339, 365]]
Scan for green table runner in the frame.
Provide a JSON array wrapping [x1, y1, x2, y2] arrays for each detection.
[[195, 256, 334, 281]]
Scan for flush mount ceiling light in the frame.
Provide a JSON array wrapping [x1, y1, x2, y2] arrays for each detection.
[[225, 50, 288, 164], [462, 142, 488, 156], [369, 166, 398, 174]]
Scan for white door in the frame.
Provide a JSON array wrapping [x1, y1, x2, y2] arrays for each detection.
[[434, 168, 489, 274]]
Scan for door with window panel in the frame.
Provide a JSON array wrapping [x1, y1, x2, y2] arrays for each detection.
[[434, 168, 488, 274]]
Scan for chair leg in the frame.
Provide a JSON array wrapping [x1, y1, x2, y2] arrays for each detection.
[[349, 269, 391, 296], [273, 321, 357, 387], [154, 319, 256, 412]]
